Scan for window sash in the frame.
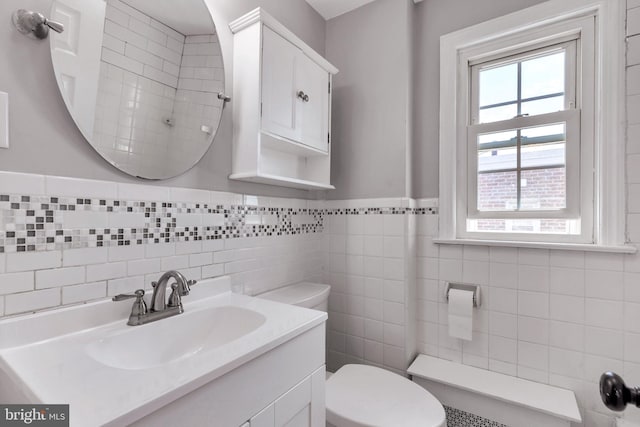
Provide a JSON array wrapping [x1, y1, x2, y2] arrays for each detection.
[[457, 16, 594, 243], [467, 109, 581, 220], [469, 40, 577, 125]]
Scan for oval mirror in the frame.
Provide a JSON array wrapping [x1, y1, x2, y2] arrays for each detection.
[[49, 0, 225, 179]]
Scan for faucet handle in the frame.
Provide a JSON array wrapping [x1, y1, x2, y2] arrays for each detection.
[[130, 290, 148, 317], [113, 289, 148, 325], [112, 289, 145, 301]]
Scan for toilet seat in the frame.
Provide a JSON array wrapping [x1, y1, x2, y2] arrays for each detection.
[[326, 364, 446, 427]]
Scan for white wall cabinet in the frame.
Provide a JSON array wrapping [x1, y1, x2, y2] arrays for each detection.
[[229, 8, 338, 190], [261, 27, 329, 154]]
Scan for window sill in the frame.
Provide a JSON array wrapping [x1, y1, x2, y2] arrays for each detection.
[[433, 238, 637, 253]]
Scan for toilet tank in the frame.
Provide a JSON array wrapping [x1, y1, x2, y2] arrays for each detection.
[[257, 282, 331, 312]]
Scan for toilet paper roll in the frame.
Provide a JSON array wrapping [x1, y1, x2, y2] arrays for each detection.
[[448, 288, 474, 341]]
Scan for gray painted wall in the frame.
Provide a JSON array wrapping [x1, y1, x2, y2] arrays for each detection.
[[324, 0, 549, 200], [325, 0, 412, 200], [0, 0, 558, 200], [411, 0, 547, 199], [0, 0, 325, 198]]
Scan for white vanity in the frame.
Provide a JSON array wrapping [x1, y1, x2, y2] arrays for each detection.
[[0, 276, 326, 427]]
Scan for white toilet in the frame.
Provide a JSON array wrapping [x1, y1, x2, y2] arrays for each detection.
[[257, 282, 447, 427]]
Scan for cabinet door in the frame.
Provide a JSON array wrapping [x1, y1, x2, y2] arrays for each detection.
[[261, 26, 299, 141], [275, 376, 312, 427], [250, 404, 275, 427], [249, 367, 325, 427], [295, 54, 329, 153]]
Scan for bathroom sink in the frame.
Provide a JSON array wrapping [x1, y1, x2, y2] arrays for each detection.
[[0, 275, 327, 426], [86, 306, 266, 370]]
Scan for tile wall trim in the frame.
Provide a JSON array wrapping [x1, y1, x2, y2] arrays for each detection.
[[0, 172, 434, 320], [0, 173, 438, 254], [0, 173, 324, 254]]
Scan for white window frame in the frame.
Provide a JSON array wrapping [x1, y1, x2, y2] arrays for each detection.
[[463, 23, 590, 243], [437, 0, 631, 252]]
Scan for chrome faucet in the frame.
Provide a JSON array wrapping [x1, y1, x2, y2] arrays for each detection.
[[112, 271, 197, 326], [150, 270, 194, 312]]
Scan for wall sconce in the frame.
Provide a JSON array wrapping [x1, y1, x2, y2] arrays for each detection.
[[12, 9, 64, 40]]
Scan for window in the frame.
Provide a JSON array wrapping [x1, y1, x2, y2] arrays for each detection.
[[438, 0, 628, 250], [466, 37, 586, 241]]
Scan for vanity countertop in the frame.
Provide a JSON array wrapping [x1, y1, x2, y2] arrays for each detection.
[[0, 276, 326, 426]]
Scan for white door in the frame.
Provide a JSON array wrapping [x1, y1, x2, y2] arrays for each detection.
[[50, 0, 106, 138], [261, 26, 299, 142], [295, 54, 329, 153]]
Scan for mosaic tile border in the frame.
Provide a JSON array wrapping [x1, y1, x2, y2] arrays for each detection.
[[444, 406, 509, 427], [325, 207, 438, 215], [0, 193, 438, 253]]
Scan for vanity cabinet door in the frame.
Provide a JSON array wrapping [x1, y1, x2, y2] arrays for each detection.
[[261, 26, 299, 142], [248, 369, 325, 427], [274, 375, 312, 426], [249, 404, 275, 427]]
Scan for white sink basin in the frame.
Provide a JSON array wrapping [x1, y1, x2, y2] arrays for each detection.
[[85, 306, 266, 370], [0, 276, 326, 427]]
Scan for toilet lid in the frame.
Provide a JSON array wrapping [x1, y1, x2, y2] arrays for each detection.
[[326, 364, 446, 427]]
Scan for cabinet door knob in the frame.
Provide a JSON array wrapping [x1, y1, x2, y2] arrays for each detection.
[[297, 91, 310, 102]]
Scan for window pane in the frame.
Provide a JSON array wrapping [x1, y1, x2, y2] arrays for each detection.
[[521, 51, 565, 100], [521, 143, 565, 169], [521, 124, 566, 169], [479, 130, 518, 146], [479, 63, 518, 108], [477, 171, 517, 211], [478, 130, 517, 172], [479, 104, 517, 123], [467, 218, 579, 234], [521, 96, 565, 116], [521, 168, 566, 210], [475, 124, 568, 212], [478, 147, 517, 172], [477, 48, 568, 123]]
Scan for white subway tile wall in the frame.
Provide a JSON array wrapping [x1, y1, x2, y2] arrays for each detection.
[[95, 0, 185, 178], [322, 206, 422, 375], [415, 208, 640, 426], [93, 0, 224, 178], [4, 183, 632, 426], [0, 3, 638, 427], [103, 0, 183, 84], [411, 5, 640, 426], [169, 34, 224, 166], [0, 173, 323, 319]]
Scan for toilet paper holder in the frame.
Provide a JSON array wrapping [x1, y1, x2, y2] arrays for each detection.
[[445, 282, 481, 308]]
